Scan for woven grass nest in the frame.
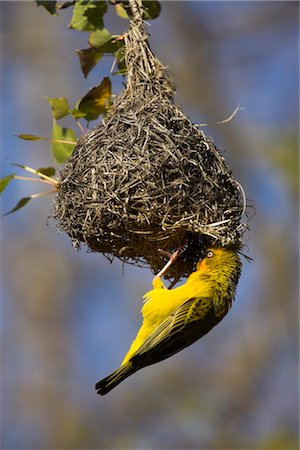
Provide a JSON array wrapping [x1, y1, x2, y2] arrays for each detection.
[[52, 1, 247, 281]]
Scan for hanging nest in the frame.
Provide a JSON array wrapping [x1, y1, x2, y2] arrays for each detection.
[[52, 0, 247, 281]]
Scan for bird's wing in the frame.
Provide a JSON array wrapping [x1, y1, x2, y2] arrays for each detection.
[[131, 296, 217, 368]]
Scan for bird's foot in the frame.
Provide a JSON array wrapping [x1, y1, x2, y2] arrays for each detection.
[[152, 246, 184, 288]]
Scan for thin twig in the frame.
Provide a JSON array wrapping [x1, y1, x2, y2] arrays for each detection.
[[196, 105, 244, 127], [31, 189, 59, 199], [76, 121, 86, 135], [49, 139, 77, 145], [14, 175, 57, 187]]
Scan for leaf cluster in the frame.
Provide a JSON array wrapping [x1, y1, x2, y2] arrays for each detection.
[[37, 0, 160, 78], [1, 1, 161, 215], [1, 165, 59, 216]]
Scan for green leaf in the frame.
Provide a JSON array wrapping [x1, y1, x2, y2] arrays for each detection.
[[57, 1, 75, 9], [76, 47, 103, 78], [115, 4, 129, 19], [3, 197, 31, 216], [51, 119, 77, 164], [69, 0, 107, 32], [89, 30, 124, 54], [11, 163, 34, 171], [45, 97, 70, 120], [16, 134, 46, 141], [0, 174, 15, 194], [76, 77, 112, 122], [37, 167, 56, 177], [114, 1, 161, 20], [71, 107, 86, 119], [85, 1, 107, 28], [36, 1, 57, 15], [143, 1, 161, 20], [88, 28, 111, 48]]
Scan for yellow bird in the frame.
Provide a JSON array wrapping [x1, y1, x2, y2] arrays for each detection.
[[95, 246, 242, 395]]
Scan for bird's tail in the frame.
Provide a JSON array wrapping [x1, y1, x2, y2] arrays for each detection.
[[95, 362, 136, 396]]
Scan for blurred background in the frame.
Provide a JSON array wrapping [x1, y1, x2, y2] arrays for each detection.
[[1, 1, 298, 449]]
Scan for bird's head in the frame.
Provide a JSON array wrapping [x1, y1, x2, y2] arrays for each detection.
[[196, 246, 242, 282]]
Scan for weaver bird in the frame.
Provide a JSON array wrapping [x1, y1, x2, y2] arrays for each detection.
[[96, 246, 242, 395]]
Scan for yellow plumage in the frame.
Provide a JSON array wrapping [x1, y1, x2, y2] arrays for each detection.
[[96, 247, 242, 395]]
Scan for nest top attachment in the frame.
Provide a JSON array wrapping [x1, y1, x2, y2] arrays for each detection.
[[52, 0, 247, 280]]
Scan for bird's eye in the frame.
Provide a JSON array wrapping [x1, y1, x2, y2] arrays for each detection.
[[206, 251, 214, 258]]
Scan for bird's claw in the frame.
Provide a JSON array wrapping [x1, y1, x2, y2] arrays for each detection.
[[152, 245, 185, 288], [158, 249, 173, 259]]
